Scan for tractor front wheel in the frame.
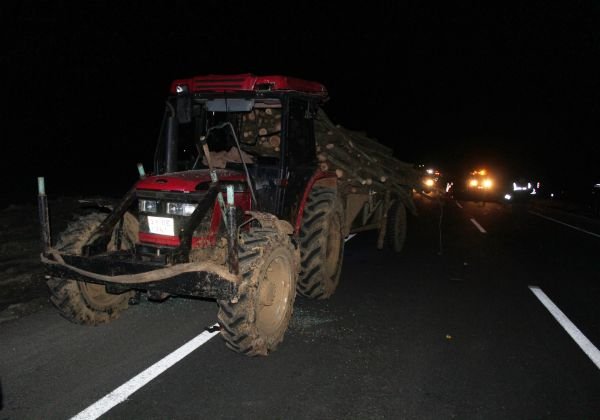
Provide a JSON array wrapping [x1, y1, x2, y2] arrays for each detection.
[[47, 212, 137, 325], [217, 227, 297, 356]]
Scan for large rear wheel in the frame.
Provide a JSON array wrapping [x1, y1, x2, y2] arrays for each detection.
[[47, 212, 137, 325], [297, 186, 344, 299], [217, 227, 297, 356]]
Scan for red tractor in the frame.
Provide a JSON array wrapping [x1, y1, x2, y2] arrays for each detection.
[[39, 74, 417, 355]]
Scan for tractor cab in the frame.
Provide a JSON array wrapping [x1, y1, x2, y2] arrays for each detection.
[[151, 74, 327, 217]]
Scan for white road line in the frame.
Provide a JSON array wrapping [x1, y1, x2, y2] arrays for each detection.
[[71, 325, 220, 420], [455, 201, 463, 209], [470, 218, 487, 233], [529, 286, 600, 370], [529, 211, 600, 239]]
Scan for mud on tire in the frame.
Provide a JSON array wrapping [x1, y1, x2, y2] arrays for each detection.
[[297, 186, 344, 299], [47, 212, 137, 325], [387, 200, 407, 253], [217, 228, 297, 356]]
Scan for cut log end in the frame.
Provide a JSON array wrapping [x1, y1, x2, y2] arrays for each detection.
[[269, 135, 281, 148]]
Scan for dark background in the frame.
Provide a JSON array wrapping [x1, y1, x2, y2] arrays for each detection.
[[4, 2, 600, 201]]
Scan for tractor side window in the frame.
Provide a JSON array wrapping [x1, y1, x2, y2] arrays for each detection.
[[287, 99, 316, 167]]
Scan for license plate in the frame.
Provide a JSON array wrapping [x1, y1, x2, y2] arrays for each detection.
[[147, 216, 175, 236]]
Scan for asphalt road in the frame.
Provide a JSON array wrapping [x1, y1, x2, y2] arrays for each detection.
[[1, 196, 599, 419]]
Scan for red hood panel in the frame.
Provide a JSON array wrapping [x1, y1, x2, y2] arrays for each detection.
[[136, 169, 245, 192]]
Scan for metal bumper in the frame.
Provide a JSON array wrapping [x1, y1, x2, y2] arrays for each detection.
[[41, 251, 239, 301]]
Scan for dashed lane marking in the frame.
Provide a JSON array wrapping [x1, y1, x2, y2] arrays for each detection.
[[455, 201, 463, 209], [529, 286, 600, 370], [470, 218, 487, 233], [529, 211, 600, 239], [71, 324, 220, 420]]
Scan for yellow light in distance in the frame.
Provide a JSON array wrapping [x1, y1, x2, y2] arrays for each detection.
[[469, 179, 478, 187], [483, 178, 493, 188], [424, 178, 435, 187]]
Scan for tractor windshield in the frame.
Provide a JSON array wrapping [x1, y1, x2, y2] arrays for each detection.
[[154, 97, 282, 174]]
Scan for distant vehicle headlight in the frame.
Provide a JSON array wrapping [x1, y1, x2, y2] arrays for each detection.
[[504, 194, 512, 200], [483, 179, 493, 189], [469, 179, 478, 187], [139, 199, 158, 213], [166, 202, 198, 216], [424, 178, 435, 187], [513, 182, 532, 191]]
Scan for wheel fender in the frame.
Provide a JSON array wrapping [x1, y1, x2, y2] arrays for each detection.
[[244, 211, 299, 273], [245, 211, 294, 235], [294, 172, 338, 234]]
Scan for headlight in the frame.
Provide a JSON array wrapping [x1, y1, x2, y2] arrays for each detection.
[[469, 179, 478, 187], [166, 202, 197, 216], [483, 179, 493, 189], [424, 178, 435, 187], [139, 199, 158, 213]]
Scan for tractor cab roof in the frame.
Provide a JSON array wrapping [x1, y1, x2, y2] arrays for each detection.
[[170, 73, 328, 101]]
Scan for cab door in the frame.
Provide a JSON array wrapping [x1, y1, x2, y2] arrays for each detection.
[[280, 97, 318, 221]]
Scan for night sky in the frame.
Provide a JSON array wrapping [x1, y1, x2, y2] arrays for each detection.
[[5, 2, 600, 200]]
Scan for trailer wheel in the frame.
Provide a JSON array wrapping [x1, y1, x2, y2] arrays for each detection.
[[217, 228, 297, 356], [387, 200, 407, 253], [297, 186, 344, 299], [47, 212, 137, 325]]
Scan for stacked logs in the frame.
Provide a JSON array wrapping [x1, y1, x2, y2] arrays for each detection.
[[314, 110, 420, 195], [238, 107, 419, 196], [241, 108, 282, 157]]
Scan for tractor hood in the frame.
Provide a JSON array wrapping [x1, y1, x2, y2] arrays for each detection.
[[136, 169, 246, 192]]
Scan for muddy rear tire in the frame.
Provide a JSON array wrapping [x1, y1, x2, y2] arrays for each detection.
[[297, 187, 344, 299], [387, 200, 407, 253], [217, 228, 297, 356], [47, 212, 137, 325]]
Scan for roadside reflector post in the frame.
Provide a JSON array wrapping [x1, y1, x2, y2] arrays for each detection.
[[37, 177, 51, 253], [137, 163, 146, 179]]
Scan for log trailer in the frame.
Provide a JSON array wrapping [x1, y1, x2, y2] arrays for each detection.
[[39, 74, 419, 356]]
